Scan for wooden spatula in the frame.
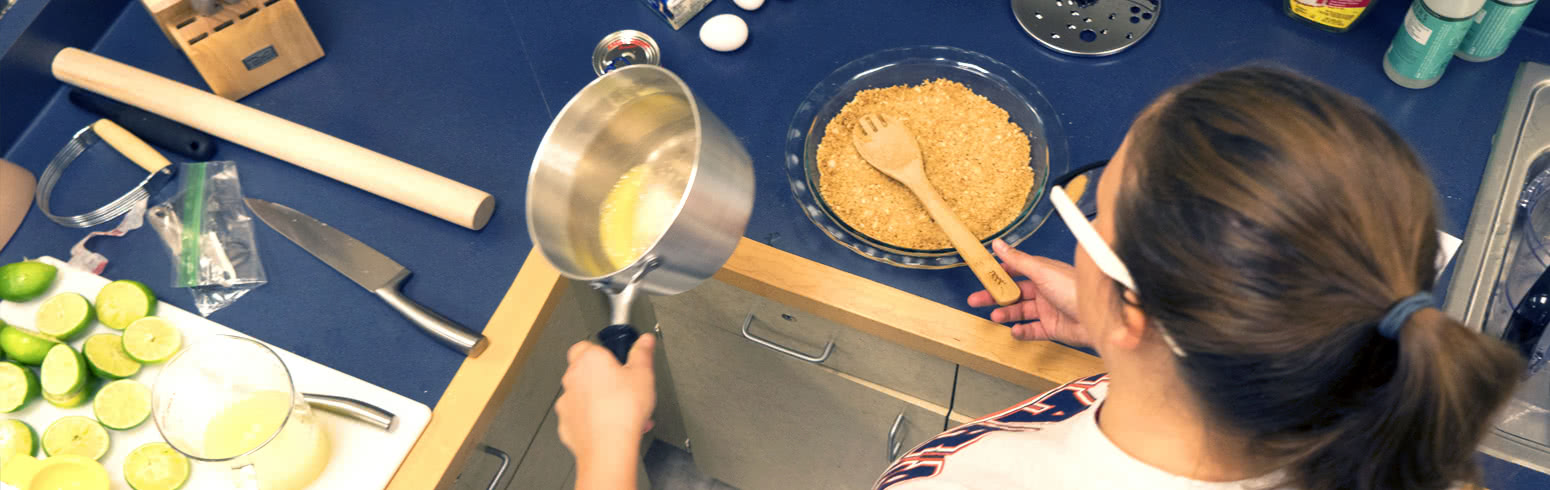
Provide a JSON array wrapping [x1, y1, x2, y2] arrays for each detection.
[[851, 114, 1020, 306]]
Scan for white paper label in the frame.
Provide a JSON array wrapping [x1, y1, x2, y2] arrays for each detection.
[[1405, 7, 1434, 44]]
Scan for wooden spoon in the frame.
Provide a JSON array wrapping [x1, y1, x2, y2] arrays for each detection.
[[851, 114, 1020, 306]]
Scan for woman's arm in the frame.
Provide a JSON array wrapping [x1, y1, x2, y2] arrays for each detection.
[[556, 334, 659, 490], [969, 240, 1091, 346]]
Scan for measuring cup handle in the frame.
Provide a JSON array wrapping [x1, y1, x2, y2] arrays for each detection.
[[597, 324, 640, 364]]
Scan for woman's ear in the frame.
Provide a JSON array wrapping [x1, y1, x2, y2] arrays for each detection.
[[1107, 290, 1150, 351]]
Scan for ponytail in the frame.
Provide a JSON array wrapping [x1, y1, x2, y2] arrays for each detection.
[[1287, 309, 1523, 490], [1111, 67, 1525, 490]]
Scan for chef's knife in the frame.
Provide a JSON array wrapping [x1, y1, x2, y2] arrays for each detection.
[[245, 198, 488, 357]]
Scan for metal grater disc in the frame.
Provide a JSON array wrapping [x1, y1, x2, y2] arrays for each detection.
[[1011, 0, 1160, 57]]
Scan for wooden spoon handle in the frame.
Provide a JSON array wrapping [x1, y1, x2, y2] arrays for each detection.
[[910, 182, 1021, 306]]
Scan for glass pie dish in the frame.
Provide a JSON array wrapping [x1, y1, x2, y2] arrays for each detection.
[[783, 45, 1069, 269]]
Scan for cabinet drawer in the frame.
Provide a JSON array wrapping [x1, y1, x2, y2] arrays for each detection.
[[953, 366, 1050, 419], [655, 279, 954, 407], [662, 316, 948, 490]]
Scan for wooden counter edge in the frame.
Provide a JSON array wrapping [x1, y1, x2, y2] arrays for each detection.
[[387, 249, 569, 490], [716, 238, 1104, 392]]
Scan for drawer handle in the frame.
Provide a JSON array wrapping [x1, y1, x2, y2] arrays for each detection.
[[479, 445, 512, 490], [740, 313, 834, 363], [887, 412, 906, 461]]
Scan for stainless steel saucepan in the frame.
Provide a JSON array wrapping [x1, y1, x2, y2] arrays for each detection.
[[527, 65, 754, 363]]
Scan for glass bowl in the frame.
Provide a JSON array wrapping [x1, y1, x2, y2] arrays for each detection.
[[784, 46, 1069, 269]]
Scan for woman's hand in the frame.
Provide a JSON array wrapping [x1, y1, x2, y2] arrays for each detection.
[[968, 240, 1091, 346], [556, 334, 657, 490]]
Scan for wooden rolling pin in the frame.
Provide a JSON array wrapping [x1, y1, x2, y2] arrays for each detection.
[[51, 48, 496, 230]]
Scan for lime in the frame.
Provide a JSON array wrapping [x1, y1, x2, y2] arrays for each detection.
[[124, 442, 190, 490], [83, 334, 140, 379], [0, 325, 61, 365], [41, 416, 110, 460], [43, 386, 91, 408], [0, 453, 44, 488], [0, 419, 36, 459], [30, 454, 110, 490], [92, 379, 151, 430], [0, 261, 57, 302], [35, 292, 94, 341], [0, 361, 38, 412], [41, 344, 87, 398], [123, 317, 181, 364], [95, 280, 157, 330]]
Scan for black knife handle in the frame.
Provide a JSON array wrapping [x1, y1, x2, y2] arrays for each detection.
[[70, 89, 217, 160]]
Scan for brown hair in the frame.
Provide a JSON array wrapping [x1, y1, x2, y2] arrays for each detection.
[[1112, 67, 1524, 490]]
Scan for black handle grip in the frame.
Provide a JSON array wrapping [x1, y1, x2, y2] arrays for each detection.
[[597, 324, 641, 364], [69, 89, 218, 160]]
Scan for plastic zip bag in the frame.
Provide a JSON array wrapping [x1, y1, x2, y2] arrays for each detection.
[[147, 161, 266, 316]]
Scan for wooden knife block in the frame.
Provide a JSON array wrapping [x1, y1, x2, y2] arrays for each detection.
[[142, 0, 323, 100]]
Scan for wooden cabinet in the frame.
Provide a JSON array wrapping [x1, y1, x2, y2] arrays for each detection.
[[952, 365, 1047, 420], [654, 279, 955, 407], [658, 308, 949, 490]]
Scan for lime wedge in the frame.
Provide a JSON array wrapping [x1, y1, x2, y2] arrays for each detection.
[[41, 344, 88, 398], [123, 317, 181, 364], [36, 293, 94, 341], [1, 419, 36, 459], [0, 361, 39, 412], [95, 280, 157, 330], [93, 379, 151, 430], [124, 442, 190, 490], [43, 386, 91, 408], [83, 333, 141, 380], [0, 261, 57, 302], [41, 416, 110, 460], [0, 325, 62, 365]]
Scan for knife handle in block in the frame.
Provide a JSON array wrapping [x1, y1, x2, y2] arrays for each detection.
[[92, 119, 173, 174], [53, 48, 496, 230]]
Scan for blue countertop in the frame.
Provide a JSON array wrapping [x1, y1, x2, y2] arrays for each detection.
[[0, 0, 550, 407], [4, 0, 1550, 487], [510, 0, 1550, 321]]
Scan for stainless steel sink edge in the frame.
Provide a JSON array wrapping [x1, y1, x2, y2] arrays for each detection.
[[1444, 61, 1550, 475]]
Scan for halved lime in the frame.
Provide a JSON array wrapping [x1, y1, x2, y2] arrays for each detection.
[[123, 317, 181, 364], [95, 280, 156, 330], [0, 261, 57, 302], [0, 419, 36, 459], [41, 416, 110, 460], [42, 386, 91, 408], [0, 325, 62, 365], [36, 293, 94, 341], [124, 442, 190, 490], [41, 344, 87, 397], [0, 361, 39, 412], [93, 379, 151, 430], [30, 454, 110, 490], [83, 334, 140, 379]]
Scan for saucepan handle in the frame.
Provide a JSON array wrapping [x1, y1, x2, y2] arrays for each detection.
[[597, 324, 641, 364]]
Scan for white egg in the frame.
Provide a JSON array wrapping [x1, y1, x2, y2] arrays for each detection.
[[699, 14, 748, 52], [734, 0, 764, 11]]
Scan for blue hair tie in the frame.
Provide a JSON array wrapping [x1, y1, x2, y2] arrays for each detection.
[[1378, 292, 1434, 339]]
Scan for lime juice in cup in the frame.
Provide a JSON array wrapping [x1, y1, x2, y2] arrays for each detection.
[[152, 335, 331, 490]]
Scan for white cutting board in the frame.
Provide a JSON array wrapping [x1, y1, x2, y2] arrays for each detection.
[[0, 257, 431, 490]]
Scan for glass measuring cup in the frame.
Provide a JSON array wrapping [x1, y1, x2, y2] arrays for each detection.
[[152, 335, 332, 490]]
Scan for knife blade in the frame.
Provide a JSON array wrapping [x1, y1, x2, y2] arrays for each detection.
[[246, 198, 487, 356]]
